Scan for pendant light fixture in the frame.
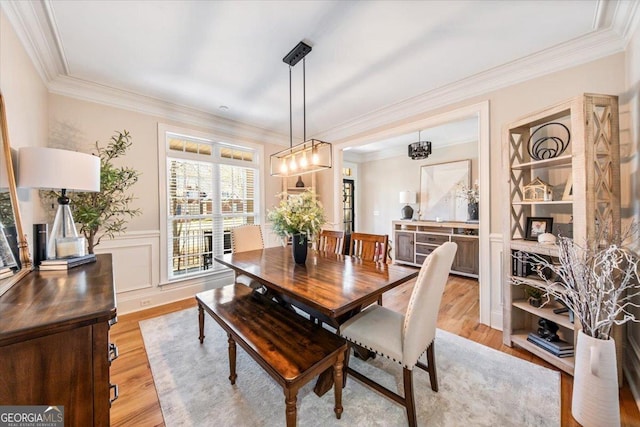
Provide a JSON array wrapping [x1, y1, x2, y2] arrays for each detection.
[[270, 41, 332, 177], [408, 130, 432, 160]]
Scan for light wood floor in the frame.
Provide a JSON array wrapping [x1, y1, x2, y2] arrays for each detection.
[[109, 275, 640, 426]]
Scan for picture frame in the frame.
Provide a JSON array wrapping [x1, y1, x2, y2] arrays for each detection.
[[562, 174, 573, 201], [419, 159, 471, 222], [525, 217, 553, 241]]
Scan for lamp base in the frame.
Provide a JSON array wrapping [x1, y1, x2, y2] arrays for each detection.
[[401, 205, 414, 220], [47, 203, 80, 259]]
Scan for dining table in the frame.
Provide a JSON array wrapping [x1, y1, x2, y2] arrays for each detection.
[[214, 245, 420, 328], [214, 245, 420, 396]]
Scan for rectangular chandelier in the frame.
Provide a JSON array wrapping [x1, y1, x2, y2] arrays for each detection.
[[270, 139, 332, 177]]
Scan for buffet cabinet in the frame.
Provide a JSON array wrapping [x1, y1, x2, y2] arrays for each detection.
[[0, 254, 117, 426], [392, 220, 479, 277]]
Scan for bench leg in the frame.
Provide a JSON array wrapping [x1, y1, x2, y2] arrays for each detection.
[[284, 388, 297, 427], [227, 333, 237, 385], [198, 303, 205, 343], [333, 352, 344, 419]]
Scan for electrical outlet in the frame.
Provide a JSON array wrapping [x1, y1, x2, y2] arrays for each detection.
[[140, 299, 151, 307]]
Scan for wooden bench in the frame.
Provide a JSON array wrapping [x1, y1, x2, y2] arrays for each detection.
[[196, 284, 347, 426]]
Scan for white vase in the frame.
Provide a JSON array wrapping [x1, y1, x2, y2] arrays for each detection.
[[572, 330, 620, 427]]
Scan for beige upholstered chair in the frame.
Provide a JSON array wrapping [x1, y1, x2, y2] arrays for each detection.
[[340, 242, 457, 427], [318, 229, 346, 255], [230, 225, 264, 289]]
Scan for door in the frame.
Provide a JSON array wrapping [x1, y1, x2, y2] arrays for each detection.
[[342, 179, 354, 234]]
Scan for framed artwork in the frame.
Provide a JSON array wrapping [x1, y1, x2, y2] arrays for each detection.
[[562, 174, 573, 201], [419, 159, 470, 222], [525, 217, 554, 241]]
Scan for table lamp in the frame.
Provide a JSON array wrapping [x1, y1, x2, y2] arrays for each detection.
[[18, 147, 100, 259], [399, 190, 416, 220]]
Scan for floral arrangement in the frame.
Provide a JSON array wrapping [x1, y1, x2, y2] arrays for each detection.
[[513, 224, 640, 339], [267, 189, 326, 241], [456, 181, 479, 204]]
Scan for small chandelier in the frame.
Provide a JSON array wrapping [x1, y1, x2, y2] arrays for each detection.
[[408, 131, 432, 160], [270, 41, 332, 177]]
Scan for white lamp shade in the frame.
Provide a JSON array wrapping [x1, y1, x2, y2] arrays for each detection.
[[399, 190, 416, 204], [17, 147, 100, 192]]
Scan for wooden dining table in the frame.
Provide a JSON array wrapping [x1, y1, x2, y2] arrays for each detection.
[[214, 246, 420, 329]]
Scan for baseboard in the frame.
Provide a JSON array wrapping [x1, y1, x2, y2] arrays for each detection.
[[624, 333, 640, 411], [117, 271, 233, 315]]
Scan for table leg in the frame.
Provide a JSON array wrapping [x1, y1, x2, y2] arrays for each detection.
[[228, 333, 237, 385], [198, 303, 205, 343], [313, 368, 334, 397], [284, 388, 297, 427]]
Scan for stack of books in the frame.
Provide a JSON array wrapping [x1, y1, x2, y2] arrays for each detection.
[[527, 332, 574, 358], [39, 254, 97, 271]]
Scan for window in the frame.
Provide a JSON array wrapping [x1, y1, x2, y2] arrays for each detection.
[[161, 128, 260, 281]]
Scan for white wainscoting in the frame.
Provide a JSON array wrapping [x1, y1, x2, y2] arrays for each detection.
[[94, 230, 234, 314], [489, 233, 503, 330]]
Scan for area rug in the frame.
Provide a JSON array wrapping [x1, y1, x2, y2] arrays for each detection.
[[140, 309, 560, 426]]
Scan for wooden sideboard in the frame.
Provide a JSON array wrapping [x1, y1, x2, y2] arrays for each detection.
[[0, 254, 117, 426], [392, 220, 479, 278]]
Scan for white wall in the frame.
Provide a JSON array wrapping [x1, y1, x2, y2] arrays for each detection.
[[624, 18, 640, 409], [0, 9, 48, 236], [356, 141, 478, 244]]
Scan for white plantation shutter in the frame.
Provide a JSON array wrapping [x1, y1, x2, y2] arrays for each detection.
[[165, 133, 259, 280]]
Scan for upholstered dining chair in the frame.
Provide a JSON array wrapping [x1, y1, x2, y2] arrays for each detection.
[[340, 242, 457, 427], [230, 225, 264, 290], [318, 229, 346, 255]]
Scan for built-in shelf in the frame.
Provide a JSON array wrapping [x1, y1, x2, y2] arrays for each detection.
[[512, 201, 573, 206], [512, 300, 574, 329], [511, 154, 572, 170], [511, 333, 575, 375]]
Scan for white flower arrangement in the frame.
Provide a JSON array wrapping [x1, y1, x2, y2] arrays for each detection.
[[267, 189, 326, 241], [513, 224, 640, 339], [456, 181, 480, 204]]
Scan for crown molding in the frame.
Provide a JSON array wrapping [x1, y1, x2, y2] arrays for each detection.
[[318, 26, 628, 143], [1, 0, 65, 83], [47, 75, 288, 146], [345, 137, 477, 164], [4, 0, 638, 147]]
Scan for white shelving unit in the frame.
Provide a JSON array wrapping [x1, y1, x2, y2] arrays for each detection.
[[502, 93, 621, 375]]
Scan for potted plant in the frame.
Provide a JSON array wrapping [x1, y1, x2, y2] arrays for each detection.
[[456, 181, 479, 221], [44, 130, 141, 254], [513, 225, 640, 427], [523, 285, 543, 307], [267, 189, 325, 264]]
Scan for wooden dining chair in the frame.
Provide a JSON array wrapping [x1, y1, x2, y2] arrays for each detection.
[[349, 232, 389, 304], [340, 242, 457, 427], [318, 230, 346, 255], [230, 225, 264, 290], [349, 232, 388, 263]]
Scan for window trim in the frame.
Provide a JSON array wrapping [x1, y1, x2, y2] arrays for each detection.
[[158, 123, 264, 284]]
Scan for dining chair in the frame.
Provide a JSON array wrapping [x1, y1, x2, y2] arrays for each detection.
[[349, 232, 388, 304], [230, 225, 264, 290], [340, 242, 457, 427], [318, 229, 346, 255]]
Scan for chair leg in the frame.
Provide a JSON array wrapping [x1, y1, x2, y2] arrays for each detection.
[[198, 303, 205, 343], [426, 341, 438, 392], [377, 295, 383, 305], [403, 367, 417, 427]]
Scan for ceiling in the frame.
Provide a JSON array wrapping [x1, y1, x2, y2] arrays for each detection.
[[3, 1, 638, 146]]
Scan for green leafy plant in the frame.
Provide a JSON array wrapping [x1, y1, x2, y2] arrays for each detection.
[[267, 189, 325, 242], [524, 285, 543, 300], [45, 130, 141, 254]]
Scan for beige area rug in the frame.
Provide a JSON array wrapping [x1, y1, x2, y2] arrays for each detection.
[[140, 308, 560, 426]]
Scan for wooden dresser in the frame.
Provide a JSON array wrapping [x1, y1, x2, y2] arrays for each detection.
[[392, 220, 479, 277], [0, 254, 117, 426]]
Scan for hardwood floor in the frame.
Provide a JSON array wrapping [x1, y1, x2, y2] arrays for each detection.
[[110, 276, 640, 426]]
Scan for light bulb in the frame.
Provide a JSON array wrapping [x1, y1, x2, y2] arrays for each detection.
[[312, 149, 319, 165], [289, 154, 297, 171], [300, 151, 308, 168], [280, 158, 288, 174]]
